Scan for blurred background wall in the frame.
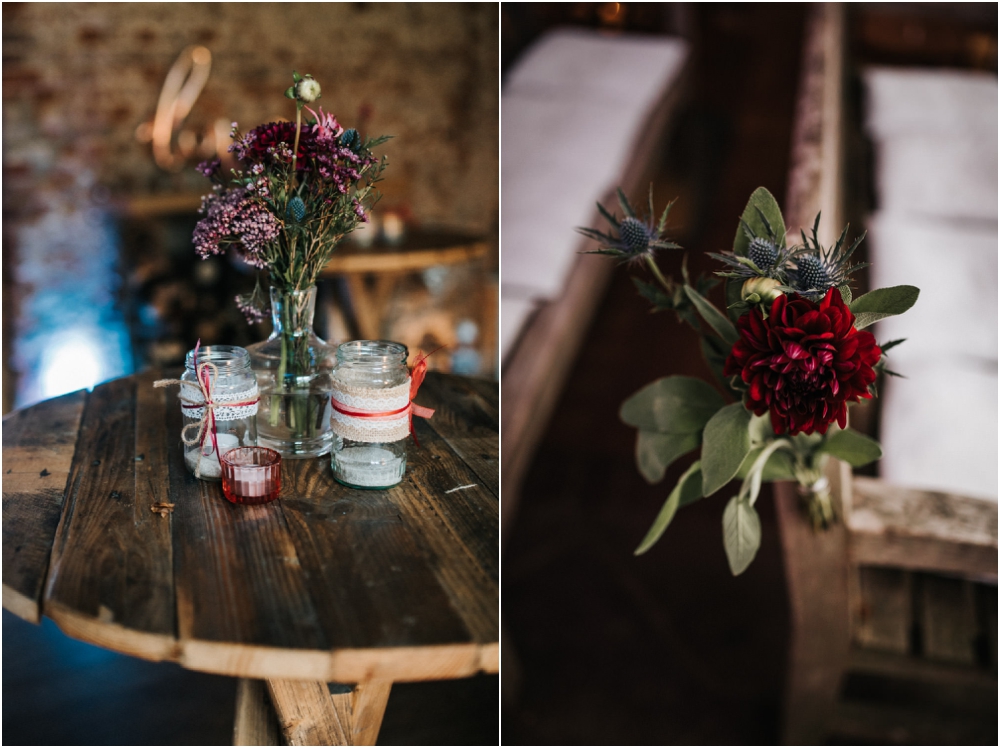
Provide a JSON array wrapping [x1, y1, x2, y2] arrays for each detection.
[[3, 2, 499, 413]]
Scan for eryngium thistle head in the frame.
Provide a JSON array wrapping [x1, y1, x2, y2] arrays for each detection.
[[793, 254, 830, 291], [576, 187, 681, 263], [619, 217, 654, 255], [748, 237, 779, 270]]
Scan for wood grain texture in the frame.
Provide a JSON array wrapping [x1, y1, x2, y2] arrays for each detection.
[[853, 567, 911, 654], [3, 371, 498, 684], [234, 678, 281, 746], [849, 477, 998, 581], [350, 680, 392, 746], [775, 460, 852, 746], [918, 574, 978, 665], [268, 679, 350, 746], [2, 389, 87, 623], [44, 377, 177, 660], [418, 373, 499, 498]]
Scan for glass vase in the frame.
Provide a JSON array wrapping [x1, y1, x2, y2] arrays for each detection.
[[247, 286, 335, 458]]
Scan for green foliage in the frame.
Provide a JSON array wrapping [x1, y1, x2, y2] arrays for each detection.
[[636, 432, 701, 484], [683, 285, 739, 347], [701, 402, 752, 496], [620, 376, 725, 434], [837, 283, 852, 305], [850, 286, 920, 329], [722, 496, 762, 575], [733, 187, 786, 257], [634, 461, 703, 555], [737, 445, 797, 482], [816, 427, 882, 466]]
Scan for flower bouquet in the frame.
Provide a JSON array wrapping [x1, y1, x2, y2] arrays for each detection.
[[578, 187, 919, 575], [194, 72, 389, 457]]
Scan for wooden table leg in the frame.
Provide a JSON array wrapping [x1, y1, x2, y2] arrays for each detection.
[[264, 678, 392, 746], [233, 679, 281, 746]]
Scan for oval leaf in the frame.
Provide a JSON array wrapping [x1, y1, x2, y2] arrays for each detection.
[[701, 402, 752, 496], [634, 461, 703, 556], [722, 496, 762, 575], [636, 431, 701, 484], [850, 285, 919, 329], [620, 376, 725, 433], [817, 427, 882, 467], [684, 285, 739, 347], [736, 445, 796, 482], [733, 187, 786, 256]]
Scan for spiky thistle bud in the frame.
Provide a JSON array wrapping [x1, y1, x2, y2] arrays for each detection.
[[748, 237, 779, 269], [794, 254, 830, 291], [287, 196, 306, 222], [619, 216, 653, 255]]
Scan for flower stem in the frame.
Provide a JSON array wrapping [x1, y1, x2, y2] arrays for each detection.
[[291, 105, 302, 180], [645, 255, 673, 294]]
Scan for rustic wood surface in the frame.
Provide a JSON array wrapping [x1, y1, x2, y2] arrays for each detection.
[[2, 389, 87, 623], [234, 678, 282, 746], [2, 370, 498, 685], [849, 476, 999, 581]]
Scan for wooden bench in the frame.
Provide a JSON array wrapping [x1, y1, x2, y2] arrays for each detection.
[[776, 6, 998, 745]]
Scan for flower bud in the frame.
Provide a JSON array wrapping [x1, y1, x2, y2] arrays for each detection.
[[294, 76, 321, 103], [741, 277, 783, 304]]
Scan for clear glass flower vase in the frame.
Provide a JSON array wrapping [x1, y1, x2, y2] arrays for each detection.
[[247, 286, 335, 458]]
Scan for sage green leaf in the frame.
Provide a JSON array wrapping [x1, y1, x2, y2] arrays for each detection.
[[634, 461, 703, 555], [701, 402, 752, 496], [850, 285, 919, 329], [722, 496, 762, 575], [620, 376, 725, 433], [817, 427, 882, 466], [684, 285, 739, 347], [636, 431, 701, 484], [733, 187, 786, 256], [838, 283, 852, 305], [725, 279, 745, 322], [736, 445, 796, 482], [700, 334, 731, 393]]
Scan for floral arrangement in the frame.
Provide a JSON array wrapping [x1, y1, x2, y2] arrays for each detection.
[[194, 72, 388, 317], [578, 187, 919, 575], [192, 72, 389, 452]]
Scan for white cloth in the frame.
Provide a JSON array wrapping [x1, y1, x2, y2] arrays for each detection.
[[501, 29, 688, 300]]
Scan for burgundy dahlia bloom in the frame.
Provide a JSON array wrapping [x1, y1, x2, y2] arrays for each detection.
[[723, 288, 881, 436]]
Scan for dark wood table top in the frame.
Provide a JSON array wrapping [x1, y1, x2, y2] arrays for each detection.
[[2, 370, 498, 683]]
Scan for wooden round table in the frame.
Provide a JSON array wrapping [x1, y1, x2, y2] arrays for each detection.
[[2, 370, 498, 745]]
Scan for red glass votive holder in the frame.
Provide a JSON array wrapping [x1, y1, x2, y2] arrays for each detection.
[[220, 447, 281, 505]]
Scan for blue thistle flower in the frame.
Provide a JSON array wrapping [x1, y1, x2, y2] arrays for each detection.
[[340, 128, 359, 150], [787, 213, 868, 299], [748, 237, 779, 270], [576, 186, 681, 263], [287, 196, 306, 222], [708, 208, 795, 282]]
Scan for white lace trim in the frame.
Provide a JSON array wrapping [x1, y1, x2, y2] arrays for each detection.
[[181, 384, 259, 421]]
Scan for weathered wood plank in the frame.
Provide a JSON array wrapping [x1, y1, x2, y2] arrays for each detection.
[[830, 700, 997, 745], [168, 394, 332, 679], [918, 573, 978, 665], [849, 477, 998, 581], [278, 459, 473, 652], [775, 459, 852, 746], [848, 647, 997, 689], [350, 679, 391, 746], [234, 678, 281, 746], [977, 583, 997, 670], [268, 679, 350, 746], [417, 373, 499, 497], [396, 418, 499, 670], [853, 567, 911, 654], [44, 377, 177, 660], [2, 389, 87, 623]]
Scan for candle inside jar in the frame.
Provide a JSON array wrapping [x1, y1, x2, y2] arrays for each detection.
[[184, 432, 240, 479]]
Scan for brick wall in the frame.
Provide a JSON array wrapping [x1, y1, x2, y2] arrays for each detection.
[[2, 2, 499, 409]]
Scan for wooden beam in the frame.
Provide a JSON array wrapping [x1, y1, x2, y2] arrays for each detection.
[[233, 679, 281, 746]]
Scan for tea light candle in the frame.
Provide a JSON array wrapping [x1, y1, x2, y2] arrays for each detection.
[[220, 447, 281, 504], [184, 433, 240, 479]]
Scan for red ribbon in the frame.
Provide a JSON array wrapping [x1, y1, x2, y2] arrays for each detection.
[[330, 347, 439, 447], [182, 340, 260, 459]]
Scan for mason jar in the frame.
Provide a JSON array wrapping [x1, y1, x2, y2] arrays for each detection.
[[180, 345, 259, 481], [330, 341, 409, 489]]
